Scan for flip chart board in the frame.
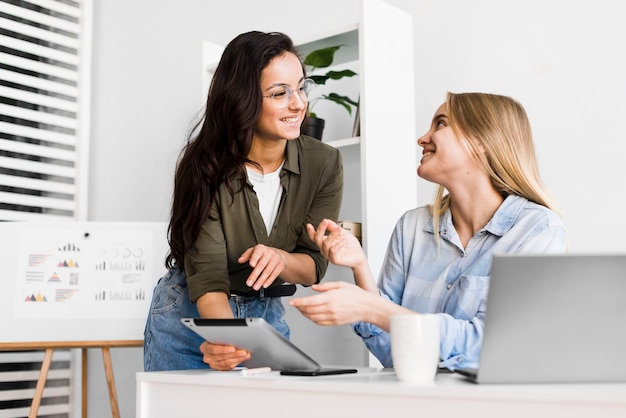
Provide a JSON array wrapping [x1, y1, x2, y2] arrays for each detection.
[[0, 222, 169, 343]]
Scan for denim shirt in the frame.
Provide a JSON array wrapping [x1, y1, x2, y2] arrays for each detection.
[[353, 195, 568, 370]]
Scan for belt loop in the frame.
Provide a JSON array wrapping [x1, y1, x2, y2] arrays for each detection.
[[259, 287, 265, 301]]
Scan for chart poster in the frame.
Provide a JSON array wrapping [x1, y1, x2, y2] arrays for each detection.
[[14, 227, 156, 320]]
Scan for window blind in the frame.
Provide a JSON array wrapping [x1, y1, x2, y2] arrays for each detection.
[[0, 0, 91, 221], [0, 350, 72, 418], [0, 0, 90, 416]]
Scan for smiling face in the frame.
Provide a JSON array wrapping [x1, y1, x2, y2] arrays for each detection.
[[416, 102, 481, 188], [254, 52, 307, 143]]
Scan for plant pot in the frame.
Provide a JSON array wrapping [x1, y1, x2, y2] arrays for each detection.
[[301, 116, 325, 140]]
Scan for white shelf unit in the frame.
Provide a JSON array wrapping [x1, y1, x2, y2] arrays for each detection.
[[293, 0, 418, 367], [297, 0, 418, 284]]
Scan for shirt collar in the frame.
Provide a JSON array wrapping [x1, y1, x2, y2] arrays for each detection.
[[282, 138, 300, 175], [484, 194, 528, 236], [234, 138, 301, 183], [425, 194, 528, 237]]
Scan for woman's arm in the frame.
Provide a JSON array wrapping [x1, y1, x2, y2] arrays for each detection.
[[289, 281, 416, 331], [195, 291, 233, 318], [306, 219, 379, 294]]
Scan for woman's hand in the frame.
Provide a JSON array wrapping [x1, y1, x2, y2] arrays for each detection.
[[306, 219, 366, 269], [290, 281, 414, 332], [238, 244, 286, 290], [288, 281, 376, 326], [200, 341, 251, 371]]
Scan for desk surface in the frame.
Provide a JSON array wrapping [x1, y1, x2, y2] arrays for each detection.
[[136, 368, 626, 418]]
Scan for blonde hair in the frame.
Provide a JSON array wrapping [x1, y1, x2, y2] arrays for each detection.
[[430, 92, 558, 236]]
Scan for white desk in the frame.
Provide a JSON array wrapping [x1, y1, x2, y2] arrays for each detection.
[[136, 368, 626, 418]]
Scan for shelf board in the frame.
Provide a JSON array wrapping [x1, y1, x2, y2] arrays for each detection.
[[325, 136, 361, 148], [295, 24, 359, 48]]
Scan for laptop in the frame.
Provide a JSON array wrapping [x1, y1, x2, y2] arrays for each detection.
[[181, 317, 357, 376], [456, 253, 626, 384]]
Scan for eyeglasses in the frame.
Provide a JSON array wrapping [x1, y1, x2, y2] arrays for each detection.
[[262, 79, 316, 108]]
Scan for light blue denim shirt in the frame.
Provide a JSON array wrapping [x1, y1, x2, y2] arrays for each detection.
[[353, 194, 567, 370]]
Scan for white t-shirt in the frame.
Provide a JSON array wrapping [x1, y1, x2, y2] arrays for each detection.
[[246, 162, 284, 234]]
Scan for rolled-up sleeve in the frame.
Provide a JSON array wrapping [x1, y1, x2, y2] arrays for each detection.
[[184, 205, 230, 303]]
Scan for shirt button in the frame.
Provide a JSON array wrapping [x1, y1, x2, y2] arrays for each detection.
[[446, 283, 453, 290]]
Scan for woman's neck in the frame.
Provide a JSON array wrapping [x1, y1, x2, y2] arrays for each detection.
[[448, 182, 505, 247], [247, 139, 286, 174]]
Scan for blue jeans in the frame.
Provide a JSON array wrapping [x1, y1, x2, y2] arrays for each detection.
[[143, 268, 290, 371]]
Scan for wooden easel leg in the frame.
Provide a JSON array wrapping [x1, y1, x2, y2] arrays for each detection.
[[29, 348, 54, 418], [101, 347, 121, 418], [82, 348, 88, 418]]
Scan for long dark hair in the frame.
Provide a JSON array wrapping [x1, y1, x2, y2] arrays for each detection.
[[166, 31, 301, 269]]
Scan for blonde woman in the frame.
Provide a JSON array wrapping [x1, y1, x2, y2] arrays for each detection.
[[290, 92, 567, 370]]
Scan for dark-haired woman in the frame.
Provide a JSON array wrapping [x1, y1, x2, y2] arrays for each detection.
[[143, 31, 343, 371]]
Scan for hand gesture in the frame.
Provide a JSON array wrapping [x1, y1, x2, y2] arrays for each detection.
[[239, 244, 286, 290], [289, 281, 375, 326], [306, 219, 366, 268]]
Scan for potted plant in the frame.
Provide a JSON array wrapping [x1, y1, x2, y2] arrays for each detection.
[[301, 45, 358, 140]]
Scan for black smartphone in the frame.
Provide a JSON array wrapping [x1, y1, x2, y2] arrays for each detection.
[[280, 368, 358, 376]]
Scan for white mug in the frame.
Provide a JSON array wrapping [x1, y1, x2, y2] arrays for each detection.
[[390, 314, 440, 384]]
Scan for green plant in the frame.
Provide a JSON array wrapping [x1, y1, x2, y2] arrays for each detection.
[[303, 45, 358, 118]]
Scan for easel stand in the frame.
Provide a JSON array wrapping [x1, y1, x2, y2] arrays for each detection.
[[0, 340, 143, 418]]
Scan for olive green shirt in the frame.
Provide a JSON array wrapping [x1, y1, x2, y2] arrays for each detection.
[[184, 136, 343, 303]]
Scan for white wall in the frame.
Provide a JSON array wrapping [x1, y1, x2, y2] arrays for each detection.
[[405, 0, 626, 253], [87, 0, 626, 416]]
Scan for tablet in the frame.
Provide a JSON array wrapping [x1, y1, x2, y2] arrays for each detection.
[[181, 317, 357, 375]]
